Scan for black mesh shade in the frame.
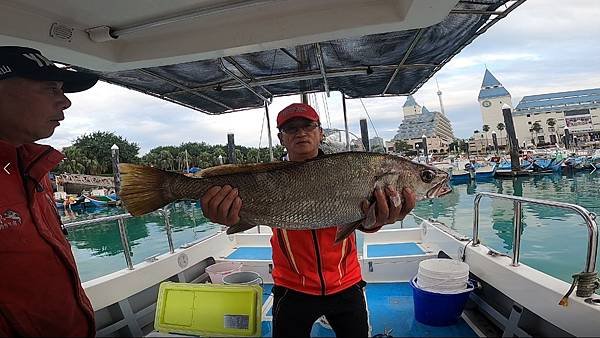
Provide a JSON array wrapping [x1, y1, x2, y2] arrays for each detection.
[[82, 0, 515, 114]]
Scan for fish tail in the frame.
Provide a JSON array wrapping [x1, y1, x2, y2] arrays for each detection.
[[118, 163, 180, 216]]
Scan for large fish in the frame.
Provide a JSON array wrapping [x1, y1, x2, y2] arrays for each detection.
[[118, 152, 451, 242]]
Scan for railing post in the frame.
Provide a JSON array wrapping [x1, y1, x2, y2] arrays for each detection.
[[117, 218, 134, 270], [161, 208, 175, 254], [580, 211, 598, 273], [472, 194, 483, 246], [512, 201, 522, 267]]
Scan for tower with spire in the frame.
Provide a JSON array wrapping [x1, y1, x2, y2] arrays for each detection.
[[436, 79, 445, 115], [478, 69, 512, 130], [469, 69, 513, 153]]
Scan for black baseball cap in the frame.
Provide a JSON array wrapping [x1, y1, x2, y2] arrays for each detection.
[[0, 46, 98, 93]]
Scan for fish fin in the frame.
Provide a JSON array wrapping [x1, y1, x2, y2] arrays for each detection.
[[198, 161, 296, 178], [226, 223, 256, 235], [362, 203, 378, 229], [334, 220, 362, 243], [118, 163, 179, 216]]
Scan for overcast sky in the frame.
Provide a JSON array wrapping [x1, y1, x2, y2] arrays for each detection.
[[44, 0, 600, 155]]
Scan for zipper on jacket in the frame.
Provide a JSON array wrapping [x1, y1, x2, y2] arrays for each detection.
[[311, 230, 326, 295]]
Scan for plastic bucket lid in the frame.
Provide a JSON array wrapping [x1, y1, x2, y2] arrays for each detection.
[[417, 259, 469, 292], [223, 271, 263, 286], [418, 259, 469, 276], [206, 262, 242, 284]]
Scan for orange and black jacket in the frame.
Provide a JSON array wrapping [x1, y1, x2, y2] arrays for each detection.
[[271, 150, 382, 295], [0, 140, 95, 337]]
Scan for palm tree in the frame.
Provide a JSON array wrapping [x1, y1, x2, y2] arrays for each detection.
[[531, 122, 543, 146], [497, 123, 505, 146], [158, 150, 174, 170], [482, 125, 490, 152], [57, 146, 90, 174]]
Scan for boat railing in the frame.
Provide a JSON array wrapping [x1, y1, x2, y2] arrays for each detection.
[[63, 208, 176, 270], [473, 192, 598, 297]]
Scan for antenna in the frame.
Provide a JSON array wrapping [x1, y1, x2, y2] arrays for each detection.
[[436, 78, 446, 115]]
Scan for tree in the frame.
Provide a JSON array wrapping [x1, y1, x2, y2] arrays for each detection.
[[497, 123, 505, 146], [72, 131, 140, 174], [482, 125, 490, 152], [55, 146, 88, 174], [394, 140, 412, 153], [531, 122, 543, 146]]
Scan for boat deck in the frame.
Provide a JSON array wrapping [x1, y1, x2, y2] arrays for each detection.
[[220, 244, 474, 337], [258, 283, 476, 337]]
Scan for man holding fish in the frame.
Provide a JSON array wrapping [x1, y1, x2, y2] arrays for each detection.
[[201, 103, 417, 338], [120, 102, 450, 337]]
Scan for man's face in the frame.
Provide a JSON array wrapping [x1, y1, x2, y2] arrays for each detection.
[[278, 117, 323, 161], [0, 78, 71, 144]]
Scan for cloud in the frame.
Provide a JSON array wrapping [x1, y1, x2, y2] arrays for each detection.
[[43, 0, 600, 151]]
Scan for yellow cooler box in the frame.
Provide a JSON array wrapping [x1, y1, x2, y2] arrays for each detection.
[[154, 282, 262, 337]]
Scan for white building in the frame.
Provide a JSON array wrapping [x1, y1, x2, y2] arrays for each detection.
[[393, 95, 455, 154], [514, 89, 600, 147], [475, 69, 600, 149]]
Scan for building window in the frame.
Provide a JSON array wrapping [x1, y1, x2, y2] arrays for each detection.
[[528, 121, 532, 124], [550, 135, 557, 144], [527, 114, 531, 117]]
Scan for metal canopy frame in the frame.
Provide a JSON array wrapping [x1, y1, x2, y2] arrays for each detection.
[[87, 0, 525, 115]]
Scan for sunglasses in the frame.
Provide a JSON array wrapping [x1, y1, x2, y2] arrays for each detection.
[[280, 122, 320, 135]]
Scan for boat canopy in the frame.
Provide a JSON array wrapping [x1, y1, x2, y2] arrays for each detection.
[[1, 0, 524, 114]]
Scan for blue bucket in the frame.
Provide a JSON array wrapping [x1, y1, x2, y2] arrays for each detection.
[[410, 277, 474, 326]]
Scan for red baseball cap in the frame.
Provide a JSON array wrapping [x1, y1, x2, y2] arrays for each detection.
[[276, 103, 320, 128]]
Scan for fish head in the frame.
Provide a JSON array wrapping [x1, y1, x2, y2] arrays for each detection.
[[381, 155, 452, 200]]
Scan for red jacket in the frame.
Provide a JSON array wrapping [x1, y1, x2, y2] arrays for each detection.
[[0, 140, 95, 337]]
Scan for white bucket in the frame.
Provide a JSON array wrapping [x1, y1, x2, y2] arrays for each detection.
[[417, 259, 469, 293], [206, 262, 242, 284], [223, 271, 263, 286]]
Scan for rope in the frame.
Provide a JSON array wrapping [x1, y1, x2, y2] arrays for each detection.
[[461, 239, 473, 262], [359, 98, 380, 139], [257, 110, 266, 162], [575, 271, 599, 297], [321, 92, 332, 129], [559, 271, 599, 306]]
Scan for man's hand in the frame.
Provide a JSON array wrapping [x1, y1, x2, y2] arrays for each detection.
[[360, 186, 416, 232], [200, 185, 242, 226]]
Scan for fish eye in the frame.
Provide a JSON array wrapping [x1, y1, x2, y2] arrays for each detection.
[[420, 169, 435, 183]]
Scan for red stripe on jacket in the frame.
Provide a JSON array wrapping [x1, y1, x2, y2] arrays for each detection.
[[270, 226, 362, 295]]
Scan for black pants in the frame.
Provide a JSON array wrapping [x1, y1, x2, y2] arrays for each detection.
[[271, 281, 368, 338]]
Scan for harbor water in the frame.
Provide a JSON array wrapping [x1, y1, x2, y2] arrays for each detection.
[[63, 172, 600, 283]]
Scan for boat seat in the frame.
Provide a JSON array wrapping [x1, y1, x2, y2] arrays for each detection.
[[225, 247, 272, 261]]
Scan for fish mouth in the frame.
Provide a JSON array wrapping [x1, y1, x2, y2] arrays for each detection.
[[426, 179, 452, 198]]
